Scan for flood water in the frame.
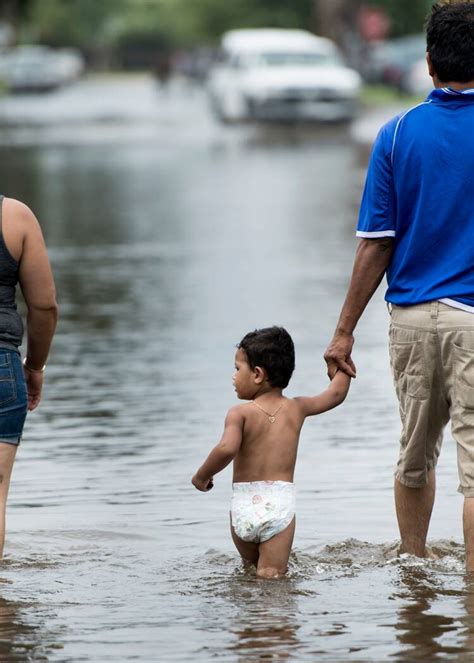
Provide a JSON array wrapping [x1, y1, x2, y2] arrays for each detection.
[[0, 75, 469, 662]]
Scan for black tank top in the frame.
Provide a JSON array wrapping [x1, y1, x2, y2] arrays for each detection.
[[0, 196, 23, 350]]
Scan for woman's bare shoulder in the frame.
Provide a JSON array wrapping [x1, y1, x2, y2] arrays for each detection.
[[1, 198, 42, 262], [3, 197, 38, 225]]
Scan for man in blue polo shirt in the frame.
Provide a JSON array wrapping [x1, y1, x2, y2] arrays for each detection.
[[325, 2, 474, 570]]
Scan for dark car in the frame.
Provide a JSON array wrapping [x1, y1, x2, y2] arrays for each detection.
[[365, 34, 427, 92]]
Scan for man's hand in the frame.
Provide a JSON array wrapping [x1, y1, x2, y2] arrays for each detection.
[[322, 238, 393, 380], [324, 331, 356, 379], [191, 473, 214, 492]]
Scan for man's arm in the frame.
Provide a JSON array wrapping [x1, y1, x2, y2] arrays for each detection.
[[191, 407, 244, 491], [324, 237, 393, 378]]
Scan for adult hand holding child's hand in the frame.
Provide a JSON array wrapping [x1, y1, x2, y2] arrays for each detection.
[[324, 331, 356, 379]]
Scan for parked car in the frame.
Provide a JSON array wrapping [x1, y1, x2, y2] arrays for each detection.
[[402, 57, 433, 96], [0, 45, 84, 93], [207, 29, 361, 123], [364, 33, 431, 94]]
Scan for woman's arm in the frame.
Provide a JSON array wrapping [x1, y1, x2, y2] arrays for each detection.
[[15, 202, 58, 410]]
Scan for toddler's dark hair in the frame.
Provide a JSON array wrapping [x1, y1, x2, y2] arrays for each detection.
[[426, 2, 474, 83], [238, 326, 295, 389]]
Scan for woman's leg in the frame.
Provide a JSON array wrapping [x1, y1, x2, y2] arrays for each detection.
[[0, 443, 17, 558]]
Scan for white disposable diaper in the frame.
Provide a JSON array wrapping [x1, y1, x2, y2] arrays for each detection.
[[231, 480, 295, 543]]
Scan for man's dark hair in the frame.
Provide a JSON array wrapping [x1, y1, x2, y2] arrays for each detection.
[[238, 326, 295, 389], [426, 2, 474, 83]]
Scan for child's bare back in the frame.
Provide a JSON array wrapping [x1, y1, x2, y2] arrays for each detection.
[[192, 326, 350, 579], [229, 398, 305, 483]]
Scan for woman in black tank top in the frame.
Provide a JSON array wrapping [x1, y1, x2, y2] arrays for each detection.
[[0, 195, 58, 557]]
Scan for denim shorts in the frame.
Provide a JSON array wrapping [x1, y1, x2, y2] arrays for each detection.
[[0, 349, 28, 446]]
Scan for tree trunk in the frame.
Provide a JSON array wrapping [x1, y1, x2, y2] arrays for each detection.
[[0, 0, 32, 45], [312, 0, 363, 46]]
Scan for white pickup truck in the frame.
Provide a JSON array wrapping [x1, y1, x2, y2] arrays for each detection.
[[207, 28, 361, 123]]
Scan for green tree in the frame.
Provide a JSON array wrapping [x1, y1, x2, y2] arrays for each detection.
[[22, 0, 314, 51], [25, 0, 123, 48], [18, 0, 442, 53], [144, 0, 314, 47], [314, 0, 434, 41], [17, 0, 440, 68], [0, 0, 34, 44], [373, 0, 433, 36]]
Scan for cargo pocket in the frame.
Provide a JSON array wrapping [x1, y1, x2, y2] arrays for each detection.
[[453, 343, 474, 410], [389, 338, 429, 401], [0, 354, 16, 407]]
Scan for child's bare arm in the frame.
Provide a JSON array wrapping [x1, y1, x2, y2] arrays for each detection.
[[295, 370, 351, 417], [192, 406, 244, 491]]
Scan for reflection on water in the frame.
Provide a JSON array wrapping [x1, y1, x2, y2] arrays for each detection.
[[0, 595, 41, 661], [164, 540, 473, 661], [0, 587, 67, 662], [393, 566, 460, 661], [459, 580, 474, 662], [230, 589, 301, 660], [0, 76, 468, 661]]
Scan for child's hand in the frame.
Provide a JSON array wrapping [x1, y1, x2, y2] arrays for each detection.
[[192, 474, 214, 492]]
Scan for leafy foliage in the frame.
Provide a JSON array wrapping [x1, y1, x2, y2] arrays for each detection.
[[19, 0, 437, 50], [373, 0, 433, 36]]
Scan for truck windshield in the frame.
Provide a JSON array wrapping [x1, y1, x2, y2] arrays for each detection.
[[257, 52, 342, 67]]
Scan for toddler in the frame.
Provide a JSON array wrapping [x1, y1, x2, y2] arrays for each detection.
[[192, 326, 350, 579]]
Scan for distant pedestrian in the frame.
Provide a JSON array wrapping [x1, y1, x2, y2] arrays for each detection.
[[0, 196, 58, 556], [192, 326, 350, 578], [324, 2, 474, 569], [153, 52, 172, 88]]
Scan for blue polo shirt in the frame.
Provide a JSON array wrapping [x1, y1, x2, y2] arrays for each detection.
[[357, 87, 474, 310]]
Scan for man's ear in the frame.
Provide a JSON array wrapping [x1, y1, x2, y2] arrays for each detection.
[[426, 51, 436, 79], [254, 366, 266, 384]]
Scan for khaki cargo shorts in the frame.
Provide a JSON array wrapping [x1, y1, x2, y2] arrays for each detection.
[[389, 301, 474, 496]]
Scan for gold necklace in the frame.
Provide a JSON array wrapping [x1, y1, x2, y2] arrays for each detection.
[[252, 400, 284, 423]]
